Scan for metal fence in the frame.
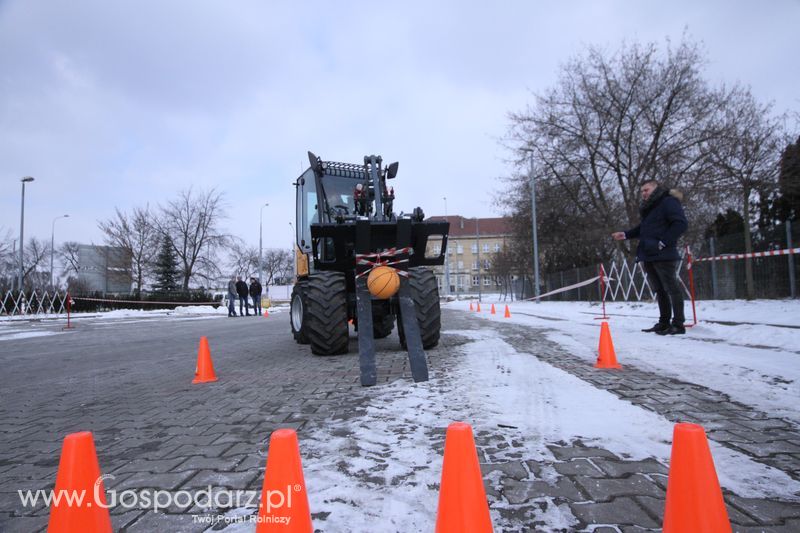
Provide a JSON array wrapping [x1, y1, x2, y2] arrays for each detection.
[[1, 291, 68, 316], [539, 220, 798, 302]]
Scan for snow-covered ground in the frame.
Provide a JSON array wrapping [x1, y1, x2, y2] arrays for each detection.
[[448, 299, 800, 424]]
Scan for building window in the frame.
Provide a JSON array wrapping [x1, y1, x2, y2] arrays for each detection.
[[495, 277, 502, 286], [483, 243, 490, 253], [457, 244, 464, 254], [471, 243, 478, 253], [484, 259, 491, 270], [471, 261, 478, 270], [433, 245, 441, 255], [457, 261, 464, 270], [472, 275, 480, 286], [483, 277, 491, 286], [494, 243, 501, 253]]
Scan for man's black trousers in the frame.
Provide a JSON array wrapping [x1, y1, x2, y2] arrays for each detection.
[[644, 260, 685, 326]]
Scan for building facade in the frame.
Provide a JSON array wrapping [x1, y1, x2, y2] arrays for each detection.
[[77, 244, 132, 293], [425, 216, 512, 294]]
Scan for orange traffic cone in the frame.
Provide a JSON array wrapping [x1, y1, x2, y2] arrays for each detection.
[[264, 309, 270, 317], [435, 422, 493, 533], [47, 431, 112, 533], [504, 305, 511, 318], [663, 423, 731, 533], [192, 336, 218, 384], [490, 304, 496, 315], [256, 429, 313, 532], [595, 321, 621, 369], [476, 302, 482, 312], [469, 302, 474, 312]]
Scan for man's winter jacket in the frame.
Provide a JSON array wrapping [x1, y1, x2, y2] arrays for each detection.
[[625, 187, 688, 262], [249, 280, 262, 298], [235, 280, 248, 297]]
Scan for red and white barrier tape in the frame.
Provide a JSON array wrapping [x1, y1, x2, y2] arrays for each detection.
[[71, 297, 222, 306], [523, 275, 606, 301], [691, 247, 799, 265], [355, 247, 414, 279]]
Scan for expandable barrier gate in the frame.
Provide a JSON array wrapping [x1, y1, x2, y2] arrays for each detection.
[[0, 290, 68, 316]]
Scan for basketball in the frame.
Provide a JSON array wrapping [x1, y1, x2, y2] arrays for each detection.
[[367, 265, 401, 299]]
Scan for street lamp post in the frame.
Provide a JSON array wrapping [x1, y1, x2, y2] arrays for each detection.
[[259, 203, 269, 283], [50, 214, 70, 289], [475, 217, 482, 302], [443, 197, 451, 296], [18, 177, 34, 292], [519, 151, 541, 302]]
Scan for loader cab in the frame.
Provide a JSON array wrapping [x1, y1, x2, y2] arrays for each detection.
[[295, 165, 366, 267]]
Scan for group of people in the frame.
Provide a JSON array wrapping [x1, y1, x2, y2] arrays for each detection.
[[227, 276, 263, 317]]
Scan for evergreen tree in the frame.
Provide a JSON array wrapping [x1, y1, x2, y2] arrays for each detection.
[[152, 235, 180, 293]]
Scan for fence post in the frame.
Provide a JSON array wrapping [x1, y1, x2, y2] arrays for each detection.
[[788, 220, 797, 299], [685, 246, 698, 326], [709, 236, 718, 300]]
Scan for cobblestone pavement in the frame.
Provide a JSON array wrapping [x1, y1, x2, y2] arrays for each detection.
[[0, 309, 798, 532]]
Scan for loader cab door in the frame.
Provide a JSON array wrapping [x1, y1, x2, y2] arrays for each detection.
[[295, 167, 318, 255]]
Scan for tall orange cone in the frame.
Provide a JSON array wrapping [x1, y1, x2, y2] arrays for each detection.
[[490, 304, 496, 315], [595, 321, 621, 369], [47, 431, 112, 533], [476, 302, 481, 313], [469, 302, 474, 312], [504, 305, 511, 318], [435, 422, 493, 533], [663, 423, 731, 533], [256, 429, 313, 532], [192, 336, 218, 383]]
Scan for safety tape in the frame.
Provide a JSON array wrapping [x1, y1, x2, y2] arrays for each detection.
[[71, 297, 222, 306], [691, 247, 799, 264], [355, 248, 414, 279], [522, 275, 606, 301]]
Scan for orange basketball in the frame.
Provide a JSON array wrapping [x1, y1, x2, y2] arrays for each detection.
[[367, 265, 401, 299]]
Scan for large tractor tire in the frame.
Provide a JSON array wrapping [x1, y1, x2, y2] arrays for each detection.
[[373, 313, 395, 339], [305, 271, 349, 355], [290, 281, 309, 344], [399, 267, 441, 350]]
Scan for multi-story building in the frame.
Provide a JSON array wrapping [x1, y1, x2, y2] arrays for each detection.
[[425, 216, 512, 294]]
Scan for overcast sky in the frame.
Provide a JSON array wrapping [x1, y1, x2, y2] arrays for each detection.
[[1, 0, 798, 252]]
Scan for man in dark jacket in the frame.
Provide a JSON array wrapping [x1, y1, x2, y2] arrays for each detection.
[[235, 276, 250, 316], [612, 180, 688, 335], [249, 277, 263, 316]]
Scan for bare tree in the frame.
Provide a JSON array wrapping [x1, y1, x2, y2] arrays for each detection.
[[228, 240, 259, 279], [0, 228, 14, 289], [21, 237, 50, 290], [98, 206, 159, 293], [58, 241, 82, 276], [262, 249, 293, 285], [708, 88, 786, 299], [159, 188, 229, 290], [506, 37, 729, 262]]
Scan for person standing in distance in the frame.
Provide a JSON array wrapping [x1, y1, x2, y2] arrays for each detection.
[[227, 275, 238, 317], [235, 276, 250, 317], [612, 179, 688, 335], [249, 277, 263, 317]]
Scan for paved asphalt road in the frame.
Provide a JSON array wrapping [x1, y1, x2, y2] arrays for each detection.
[[1, 309, 799, 532]]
